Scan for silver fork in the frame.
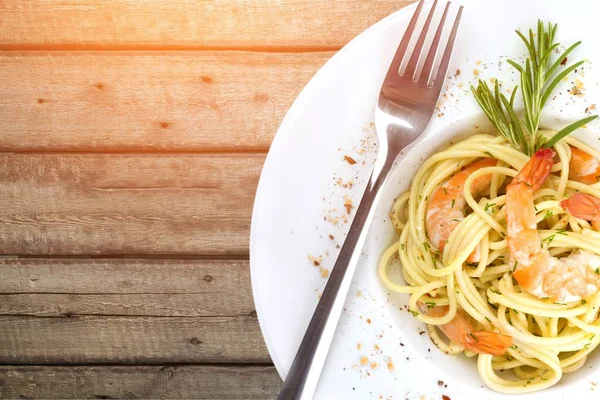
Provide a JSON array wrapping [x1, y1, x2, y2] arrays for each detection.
[[278, 1, 463, 398]]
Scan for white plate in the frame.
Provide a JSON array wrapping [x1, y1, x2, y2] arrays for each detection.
[[250, 0, 600, 398]]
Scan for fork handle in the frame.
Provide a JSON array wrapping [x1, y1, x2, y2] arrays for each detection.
[[278, 148, 397, 400]]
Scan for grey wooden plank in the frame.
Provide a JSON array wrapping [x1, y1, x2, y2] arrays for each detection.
[[0, 315, 269, 364], [0, 258, 250, 294], [0, 293, 255, 317], [0, 260, 269, 364], [0, 365, 281, 399]]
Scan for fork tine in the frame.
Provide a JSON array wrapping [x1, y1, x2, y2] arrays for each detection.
[[385, 0, 425, 80], [404, 0, 439, 79], [420, 1, 450, 83], [430, 5, 463, 88]]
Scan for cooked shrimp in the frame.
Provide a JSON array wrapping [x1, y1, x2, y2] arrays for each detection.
[[426, 158, 497, 262], [569, 146, 600, 185], [508, 149, 600, 302], [561, 193, 600, 231], [418, 301, 512, 356]]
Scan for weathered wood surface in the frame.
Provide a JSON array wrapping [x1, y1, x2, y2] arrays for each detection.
[[0, 365, 281, 399], [0, 259, 269, 363], [0, 315, 268, 364], [0, 1, 413, 49], [0, 52, 329, 152], [0, 258, 254, 317], [0, 154, 263, 255], [0, 0, 417, 397]]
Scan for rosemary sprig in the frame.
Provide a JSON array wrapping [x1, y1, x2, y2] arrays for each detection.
[[471, 20, 598, 156]]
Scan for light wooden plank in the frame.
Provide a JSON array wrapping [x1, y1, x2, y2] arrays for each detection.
[[0, 154, 263, 255], [0, 365, 280, 399], [0, 259, 254, 317], [0, 51, 327, 151], [0, 0, 413, 49], [0, 315, 268, 363]]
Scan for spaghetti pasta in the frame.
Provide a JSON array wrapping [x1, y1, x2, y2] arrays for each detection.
[[378, 131, 600, 393]]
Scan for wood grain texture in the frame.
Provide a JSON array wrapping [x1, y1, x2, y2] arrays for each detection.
[[0, 259, 254, 317], [0, 0, 413, 49], [0, 365, 281, 399], [0, 51, 327, 151], [0, 315, 268, 363], [0, 154, 263, 255], [0, 260, 268, 363]]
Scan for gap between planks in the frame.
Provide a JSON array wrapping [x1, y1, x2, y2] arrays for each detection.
[[0, 44, 341, 53]]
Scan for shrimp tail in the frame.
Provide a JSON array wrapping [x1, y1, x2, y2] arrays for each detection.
[[462, 331, 513, 356], [513, 148, 555, 190], [561, 193, 600, 221]]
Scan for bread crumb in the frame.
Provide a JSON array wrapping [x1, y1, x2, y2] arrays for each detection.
[[360, 356, 369, 365], [387, 357, 394, 371], [356, 290, 362, 297], [344, 196, 353, 214], [366, 318, 371, 324], [308, 255, 322, 267], [320, 268, 330, 278], [357, 342, 362, 350], [570, 78, 585, 96], [473, 69, 480, 77], [344, 155, 357, 165], [374, 344, 380, 350], [335, 178, 354, 188], [371, 362, 379, 369]]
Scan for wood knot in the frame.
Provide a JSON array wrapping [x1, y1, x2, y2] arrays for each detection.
[[62, 311, 76, 319], [200, 75, 213, 84], [253, 93, 269, 103], [37, 98, 46, 104], [95, 83, 105, 90], [189, 337, 203, 346], [159, 121, 170, 129], [250, 311, 257, 318], [204, 275, 213, 283]]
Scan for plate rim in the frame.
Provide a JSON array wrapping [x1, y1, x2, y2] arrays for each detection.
[[249, 2, 420, 379]]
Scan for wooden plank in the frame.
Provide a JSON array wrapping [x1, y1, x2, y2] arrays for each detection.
[[0, 259, 254, 317], [0, 154, 263, 255], [0, 259, 269, 363], [0, 365, 281, 399], [0, 315, 268, 363], [0, 1, 413, 49], [0, 51, 327, 152]]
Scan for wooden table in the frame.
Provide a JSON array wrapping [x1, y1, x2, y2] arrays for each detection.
[[0, 1, 412, 398]]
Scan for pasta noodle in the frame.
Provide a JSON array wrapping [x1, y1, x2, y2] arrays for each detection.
[[378, 131, 600, 393]]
